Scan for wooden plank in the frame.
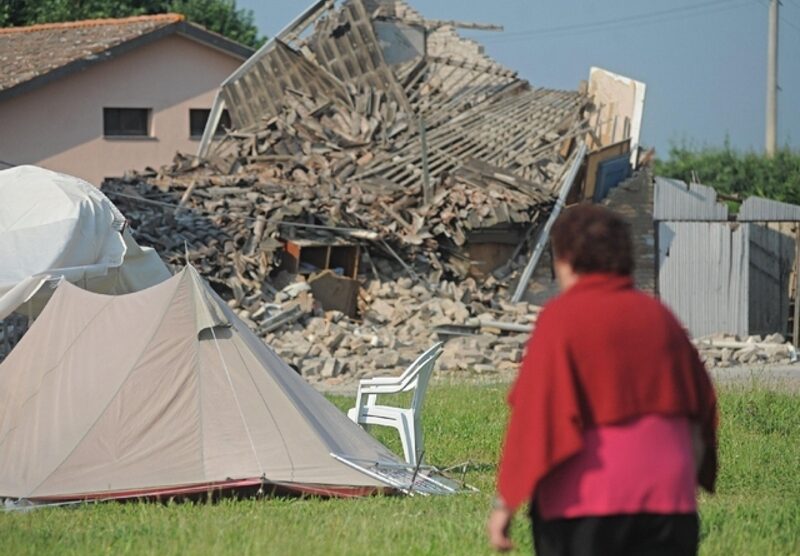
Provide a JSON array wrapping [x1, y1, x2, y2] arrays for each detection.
[[582, 138, 632, 200]]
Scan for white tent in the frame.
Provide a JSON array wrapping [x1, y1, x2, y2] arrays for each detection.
[[0, 165, 170, 321], [0, 267, 400, 501]]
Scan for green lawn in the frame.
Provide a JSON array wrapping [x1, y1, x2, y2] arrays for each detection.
[[1, 383, 798, 555]]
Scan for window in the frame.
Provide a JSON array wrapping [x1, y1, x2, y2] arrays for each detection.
[[103, 108, 151, 137], [190, 108, 232, 138]]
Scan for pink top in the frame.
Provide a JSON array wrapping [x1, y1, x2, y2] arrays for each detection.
[[536, 415, 697, 520]]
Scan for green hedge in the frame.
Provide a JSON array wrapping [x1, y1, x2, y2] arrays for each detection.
[[654, 143, 800, 206]]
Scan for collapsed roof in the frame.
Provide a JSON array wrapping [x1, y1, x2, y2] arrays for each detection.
[[202, 0, 589, 190], [105, 0, 591, 294]]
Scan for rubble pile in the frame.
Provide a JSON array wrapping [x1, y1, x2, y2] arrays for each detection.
[[428, 161, 553, 247], [695, 334, 799, 367], [101, 0, 592, 382], [106, 154, 557, 379], [262, 274, 538, 383], [107, 160, 551, 309]]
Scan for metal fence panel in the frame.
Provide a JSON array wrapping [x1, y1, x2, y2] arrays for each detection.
[[748, 223, 796, 336], [739, 196, 800, 222], [654, 177, 728, 221], [658, 221, 748, 337]]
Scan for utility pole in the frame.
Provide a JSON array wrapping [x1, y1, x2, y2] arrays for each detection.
[[766, 0, 779, 158]]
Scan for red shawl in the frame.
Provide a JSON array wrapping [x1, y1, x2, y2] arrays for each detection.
[[497, 274, 718, 511]]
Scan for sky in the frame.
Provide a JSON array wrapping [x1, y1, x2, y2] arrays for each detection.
[[238, 0, 800, 156]]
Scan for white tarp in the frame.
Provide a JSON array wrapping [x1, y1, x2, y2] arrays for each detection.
[[0, 165, 170, 320]]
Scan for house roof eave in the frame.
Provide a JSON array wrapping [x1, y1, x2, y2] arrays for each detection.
[[0, 20, 253, 104]]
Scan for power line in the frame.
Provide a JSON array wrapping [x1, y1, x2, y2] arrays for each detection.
[[485, 0, 735, 37], [754, 0, 800, 38], [478, 0, 749, 43], [481, 3, 749, 43], [754, 0, 800, 35], [782, 15, 800, 34]]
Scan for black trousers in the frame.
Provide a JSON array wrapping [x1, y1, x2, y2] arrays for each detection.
[[530, 507, 699, 556]]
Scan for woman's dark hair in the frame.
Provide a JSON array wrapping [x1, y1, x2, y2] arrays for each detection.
[[551, 204, 634, 275]]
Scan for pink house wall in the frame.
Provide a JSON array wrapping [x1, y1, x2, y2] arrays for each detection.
[[0, 34, 244, 185]]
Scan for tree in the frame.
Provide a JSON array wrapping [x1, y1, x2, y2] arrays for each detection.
[[0, 0, 264, 49], [169, 0, 261, 48]]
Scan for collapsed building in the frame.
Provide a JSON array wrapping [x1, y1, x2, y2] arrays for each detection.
[[101, 0, 646, 382], [3, 1, 793, 380]]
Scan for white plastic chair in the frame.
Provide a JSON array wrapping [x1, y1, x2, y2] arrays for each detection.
[[347, 342, 444, 466]]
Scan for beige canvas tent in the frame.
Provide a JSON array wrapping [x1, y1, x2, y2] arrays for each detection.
[[0, 266, 404, 502]]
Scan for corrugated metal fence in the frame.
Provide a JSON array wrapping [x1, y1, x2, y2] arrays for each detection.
[[657, 221, 749, 338], [655, 177, 799, 338]]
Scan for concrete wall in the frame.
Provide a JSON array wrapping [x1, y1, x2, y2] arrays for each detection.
[[0, 34, 243, 185]]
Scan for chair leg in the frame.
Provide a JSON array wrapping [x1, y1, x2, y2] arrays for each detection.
[[354, 414, 418, 466], [399, 414, 417, 467], [412, 415, 423, 465], [381, 417, 414, 466]]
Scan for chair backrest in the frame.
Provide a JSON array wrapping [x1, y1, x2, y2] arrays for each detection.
[[398, 342, 444, 382], [408, 344, 443, 414]]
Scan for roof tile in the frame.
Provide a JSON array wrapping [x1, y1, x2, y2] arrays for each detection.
[[0, 14, 185, 92]]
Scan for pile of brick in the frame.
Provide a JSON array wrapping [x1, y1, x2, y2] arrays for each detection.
[[261, 273, 538, 383], [695, 333, 798, 367]]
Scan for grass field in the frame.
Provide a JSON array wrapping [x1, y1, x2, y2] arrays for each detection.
[[1, 383, 799, 555]]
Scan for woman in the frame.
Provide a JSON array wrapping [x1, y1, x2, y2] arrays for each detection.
[[487, 205, 717, 555]]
